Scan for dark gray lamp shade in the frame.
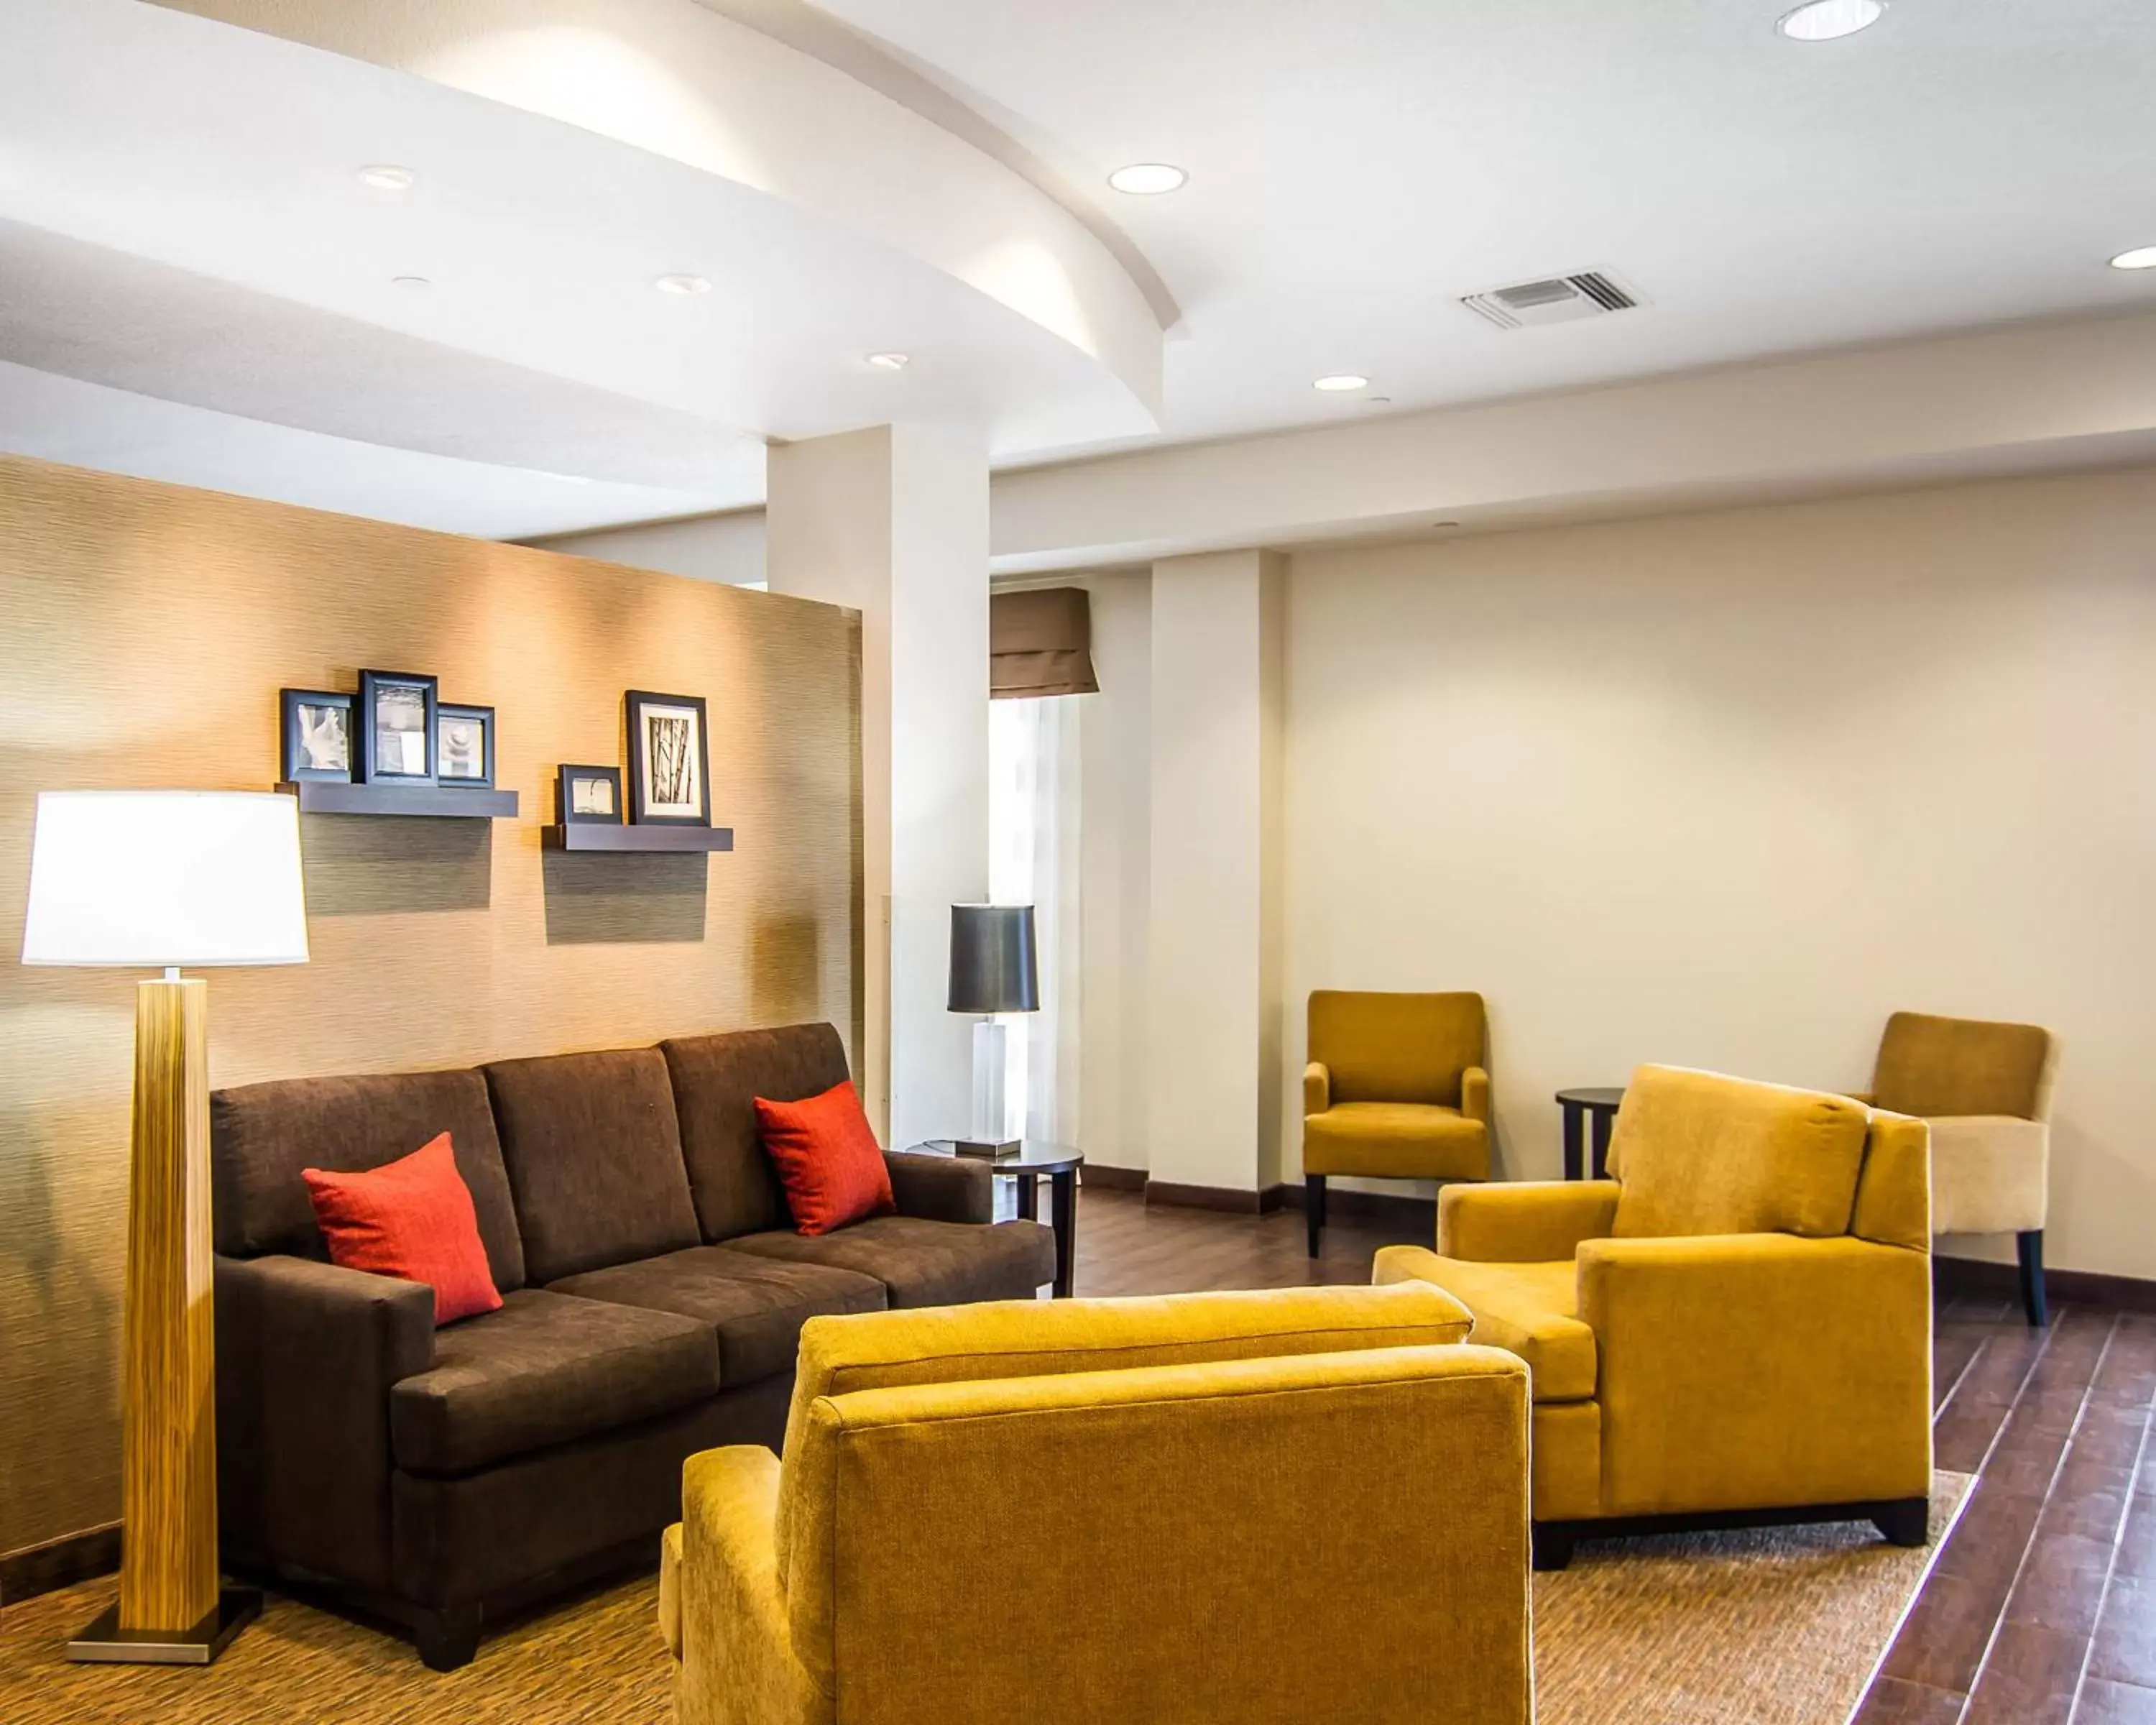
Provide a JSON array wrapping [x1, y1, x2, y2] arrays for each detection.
[[948, 904, 1039, 1014]]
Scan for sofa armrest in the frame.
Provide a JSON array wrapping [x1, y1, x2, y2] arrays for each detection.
[[215, 1254, 435, 1589], [1303, 1061, 1330, 1116], [1439, 1181, 1619, 1262], [1460, 1065, 1490, 1126], [883, 1151, 992, 1224], [1577, 1233, 1932, 1514], [678, 1446, 821, 1725]]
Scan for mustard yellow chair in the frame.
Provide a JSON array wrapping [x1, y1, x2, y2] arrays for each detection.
[[660, 1286, 1532, 1725], [1860, 1011, 2058, 1327], [1374, 1063, 1932, 1570], [1303, 989, 1490, 1256]]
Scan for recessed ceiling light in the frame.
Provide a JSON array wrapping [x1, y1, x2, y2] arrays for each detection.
[[1777, 0, 1886, 42], [390, 275, 430, 290], [1107, 162, 1187, 196], [1366, 395, 1393, 405], [865, 351, 910, 370], [1313, 374, 1370, 392], [2110, 246, 2156, 271], [357, 164, 415, 192], [654, 274, 711, 295]]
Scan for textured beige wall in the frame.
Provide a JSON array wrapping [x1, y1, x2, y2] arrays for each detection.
[[0, 456, 862, 1558], [1285, 466, 2156, 1276]]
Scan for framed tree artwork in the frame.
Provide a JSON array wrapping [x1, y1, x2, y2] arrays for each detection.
[[625, 690, 711, 826]]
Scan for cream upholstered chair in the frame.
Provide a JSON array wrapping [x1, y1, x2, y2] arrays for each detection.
[[1864, 1011, 2059, 1326], [1302, 990, 1489, 1256]]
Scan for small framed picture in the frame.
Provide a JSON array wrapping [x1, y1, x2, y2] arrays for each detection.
[[356, 670, 438, 785], [625, 690, 711, 826], [557, 764, 623, 825], [436, 703, 496, 789], [280, 689, 353, 782]]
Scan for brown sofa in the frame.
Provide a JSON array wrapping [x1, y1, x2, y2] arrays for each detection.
[[210, 1021, 1054, 1669]]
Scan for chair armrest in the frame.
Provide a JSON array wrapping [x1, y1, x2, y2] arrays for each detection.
[[678, 1446, 821, 1725], [1439, 1181, 1619, 1261], [214, 1254, 435, 1588], [882, 1151, 991, 1224], [1577, 1233, 1932, 1514], [1304, 1061, 1330, 1116], [1461, 1065, 1490, 1126]]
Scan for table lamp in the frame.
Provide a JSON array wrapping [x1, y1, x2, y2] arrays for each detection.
[[946, 903, 1038, 1156], [22, 790, 309, 1665]]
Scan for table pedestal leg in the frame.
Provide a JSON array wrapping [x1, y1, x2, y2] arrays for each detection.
[[1050, 1171, 1077, 1298], [1562, 1105, 1585, 1182], [1590, 1111, 1615, 1181], [1014, 1172, 1038, 1220]]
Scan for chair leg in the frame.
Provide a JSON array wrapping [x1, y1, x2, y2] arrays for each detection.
[[1305, 1174, 1327, 1257], [1531, 1524, 1575, 1572], [2017, 1229, 2049, 1328], [1871, 1496, 1930, 1548]]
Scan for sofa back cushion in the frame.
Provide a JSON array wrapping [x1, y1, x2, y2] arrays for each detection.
[[1609, 1064, 1869, 1241], [211, 1067, 526, 1292], [482, 1048, 700, 1283], [1307, 990, 1484, 1107], [660, 1024, 852, 1242], [1872, 1011, 2055, 1121]]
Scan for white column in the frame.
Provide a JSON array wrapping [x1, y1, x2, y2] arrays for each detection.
[[1146, 548, 1286, 1197], [765, 425, 990, 1149]]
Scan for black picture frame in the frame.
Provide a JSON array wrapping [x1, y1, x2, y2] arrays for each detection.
[[556, 764, 624, 825], [280, 688, 354, 783], [436, 702, 496, 790], [625, 690, 711, 827], [356, 671, 438, 786]]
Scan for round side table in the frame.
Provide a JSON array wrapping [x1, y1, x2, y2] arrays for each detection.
[[903, 1140, 1082, 1297], [1554, 1088, 1625, 1181]]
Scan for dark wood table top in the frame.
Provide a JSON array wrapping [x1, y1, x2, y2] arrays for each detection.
[[903, 1139, 1084, 1174], [1554, 1087, 1626, 1110]]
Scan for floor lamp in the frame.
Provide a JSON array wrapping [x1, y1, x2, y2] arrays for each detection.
[[947, 903, 1038, 1156], [22, 790, 310, 1665]]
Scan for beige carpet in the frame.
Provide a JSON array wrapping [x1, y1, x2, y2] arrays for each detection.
[[0, 1473, 1966, 1724]]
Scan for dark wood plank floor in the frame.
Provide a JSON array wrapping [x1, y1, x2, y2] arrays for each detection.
[[1069, 1185, 2156, 1725]]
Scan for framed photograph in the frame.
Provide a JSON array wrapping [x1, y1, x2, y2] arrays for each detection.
[[436, 703, 496, 789], [280, 689, 353, 782], [557, 763, 623, 825], [356, 670, 438, 785], [625, 690, 711, 826]]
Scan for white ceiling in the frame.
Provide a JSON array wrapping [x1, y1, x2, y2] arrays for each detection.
[[821, 0, 2156, 455], [5, 0, 2155, 538]]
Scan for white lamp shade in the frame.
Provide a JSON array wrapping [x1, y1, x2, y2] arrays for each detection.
[[21, 791, 310, 968]]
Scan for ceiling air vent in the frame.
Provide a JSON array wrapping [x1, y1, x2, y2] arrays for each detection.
[[1460, 271, 1639, 331]]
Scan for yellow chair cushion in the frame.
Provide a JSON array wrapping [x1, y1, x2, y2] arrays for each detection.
[[1304, 1102, 1490, 1179], [1372, 1247, 1595, 1402], [1873, 1011, 2053, 1120], [1608, 1064, 1869, 1240], [1307, 989, 1485, 1106]]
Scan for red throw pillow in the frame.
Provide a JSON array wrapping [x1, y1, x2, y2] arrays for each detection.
[[755, 1080, 895, 1238], [303, 1132, 503, 1325]]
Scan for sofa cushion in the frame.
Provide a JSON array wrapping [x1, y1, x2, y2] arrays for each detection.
[[1608, 1064, 1869, 1241], [1303, 1102, 1489, 1180], [482, 1048, 701, 1284], [548, 1246, 885, 1386], [1307, 989, 1485, 1106], [1872, 1011, 2054, 1121], [303, 1131, 503, 1325], [389, 1288, 718, 1475], [756, 1081, 895, 1237], [660, 1024, 852, 1243], [212, 1067, 526, 1292], [722, 1215, 1055, 1308], [1370, 1247, 1596, 1402]]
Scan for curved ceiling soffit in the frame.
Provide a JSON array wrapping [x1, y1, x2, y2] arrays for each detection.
[[147, 0, 1166, 425]]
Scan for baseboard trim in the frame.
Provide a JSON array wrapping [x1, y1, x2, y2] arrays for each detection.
[[1143, 1180, 1289, 1215], [1080, 1163, 1148, 1192], [0, 1522, 121, 1606], [1282, 1184, 1439, 1231], [1935, 1253, 2156, 1314]]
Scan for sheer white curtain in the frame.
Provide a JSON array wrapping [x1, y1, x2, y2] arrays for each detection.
[[988, 694, 1082, 1144]]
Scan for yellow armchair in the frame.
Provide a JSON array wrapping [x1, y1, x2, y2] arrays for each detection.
[[662, 1286, 1533, 1725], [1375, 1064, 1932, 1569], [1302, 989, 1491, 1256]]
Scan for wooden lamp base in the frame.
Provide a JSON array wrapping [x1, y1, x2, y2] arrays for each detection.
[[66, 977, 245, 1666]]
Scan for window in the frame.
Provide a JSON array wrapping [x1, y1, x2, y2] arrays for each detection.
[[987, 694, 1081, 1144]]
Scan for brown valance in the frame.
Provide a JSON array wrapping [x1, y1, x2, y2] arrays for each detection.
[[990, 586, 1098, 699]]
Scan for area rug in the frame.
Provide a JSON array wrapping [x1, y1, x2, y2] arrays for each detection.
[[1535, 1469, 1972, 1725], [0, 1473, 1967, 1725]]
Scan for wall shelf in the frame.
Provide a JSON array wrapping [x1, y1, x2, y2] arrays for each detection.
[[279, 781, 520, 819], [543, 824, 734, 853]]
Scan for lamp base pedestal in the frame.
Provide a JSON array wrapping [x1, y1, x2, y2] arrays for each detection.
[[67, 1588, 260, 1666]]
